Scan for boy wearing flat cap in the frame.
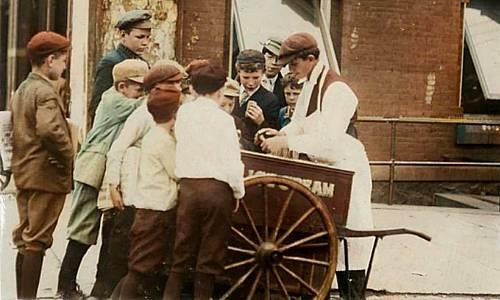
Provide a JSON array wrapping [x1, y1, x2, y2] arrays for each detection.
[[10, 31, 72, 300], [261, 37, 286, 107], [164, 61, 244, 300], [89, 9, 153, 124], [259, 32, 372, 299], [233, 49, 280, 151], [57, 59, 148, 299], [112, 87, 181, 299]]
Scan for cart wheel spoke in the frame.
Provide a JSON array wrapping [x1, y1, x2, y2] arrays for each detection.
[[219, 265, 258, 300], [265, 269, 271, 300], [295, 242, 329, 249], [225, 257, 256, 270], [231, 226, 259, 250], [272, 266, 291, 300], [279, 231, 329, 252], [228, 246, 256, 256], [241, 200, 263, 244], [278, 264, 319, 296], [282, 255, 329, 267], [245, 269, 262, 300], [263, 184, 269, 241], [308, 253, 316, 286], [276, 207, 316, 245], [272, 190, 294, 241]]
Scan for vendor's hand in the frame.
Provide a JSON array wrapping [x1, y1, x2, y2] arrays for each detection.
[[109, 184, 125, 211], [48, 156, 65, 169], [245, 101, 265, 126], [261, 135, 289, 155], [254, 128, 279, 145]]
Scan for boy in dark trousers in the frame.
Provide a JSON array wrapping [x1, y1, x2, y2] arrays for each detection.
[[112, 87, 181, 299], [164, 61, 245, 300]]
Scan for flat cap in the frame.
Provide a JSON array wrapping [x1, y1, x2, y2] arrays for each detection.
[[147, 87, 181, 123], [279, 32, 318, 65], [223, 78, 240, 97], [26, 31, 70, 60], [236, 49, 265, 65], [185, 59, 210, 75], [261, 37, 283, 56], [154, 59, 188, 77], [112, 59, 149, 83], [143, 64, 183, 92], [116, 10, 152, 30]]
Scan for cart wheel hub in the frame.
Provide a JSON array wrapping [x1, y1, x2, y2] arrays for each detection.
[[256, 242, 282, 267]]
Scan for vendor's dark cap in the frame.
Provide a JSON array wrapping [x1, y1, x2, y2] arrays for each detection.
[[236, 49, 265, 65], [147, 87, 181, 123], [143, 64, 183, 92], [26, 31, 70, 60], [116, 10, 152, 30], [279, 32, 318, 64]]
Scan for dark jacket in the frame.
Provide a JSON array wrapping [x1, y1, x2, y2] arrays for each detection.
[[89, 43, 146, 124], [10, 73, 74, 193], [232, 85, 280, 150], [273, 73, 286, 108]]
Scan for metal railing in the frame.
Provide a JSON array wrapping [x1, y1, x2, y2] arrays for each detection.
[[359, 116, 500, 209]]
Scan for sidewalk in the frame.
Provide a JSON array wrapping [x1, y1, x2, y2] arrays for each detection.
[[1, 194, 499, 299]]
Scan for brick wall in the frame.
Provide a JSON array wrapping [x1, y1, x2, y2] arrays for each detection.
[[176, 0, 231, 68], [335, 0, 500, 163]]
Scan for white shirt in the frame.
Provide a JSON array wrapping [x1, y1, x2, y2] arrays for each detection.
[[135, 126, 178, 211], [175, 96, 245, 199], [261, 73, 278, 92], [105, 103, 154, 186], [282, 62, 358, 158]]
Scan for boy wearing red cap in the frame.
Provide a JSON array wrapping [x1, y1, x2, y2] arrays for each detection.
[[57, 59, 148, 299], [164, 61, 245, 300], [112, 87, 181, 299], [10, 31, 72, 299]]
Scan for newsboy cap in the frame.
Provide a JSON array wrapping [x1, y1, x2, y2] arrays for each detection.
[[143, 64, 183, 92], [223, 78, 240, 97], [237, 49, 265, 65], [116, 10, 152, 30], [112, 59, 149, 83], [26, 31, 70, 60], [279, 32, 318, 65], [147, 87, 181, 123], [261, 37, 283, 57]]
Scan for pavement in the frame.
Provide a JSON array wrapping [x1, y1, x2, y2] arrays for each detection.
[[1, 193, 500, 299]]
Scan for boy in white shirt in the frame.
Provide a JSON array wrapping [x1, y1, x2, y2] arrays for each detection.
[[112, 87, 181, 299], [164, 61, 245, 300]]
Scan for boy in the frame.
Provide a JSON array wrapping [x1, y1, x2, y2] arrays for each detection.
[[164, 61, 245, 300], [221, 78, 253, 149], [233, 49, 280, 150], [11, 31, 72, 300], [261, 37, 286, 107], [57, 59, 148, 299], [278, 73, 303, 129], [89, 10, 152, 123], [112, 87, 181, 299]]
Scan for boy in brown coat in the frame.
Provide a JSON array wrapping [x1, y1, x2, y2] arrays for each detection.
[[10, 31, 73, 299]]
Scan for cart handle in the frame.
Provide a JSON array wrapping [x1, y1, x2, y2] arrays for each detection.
[[337, 227, 432, 242]]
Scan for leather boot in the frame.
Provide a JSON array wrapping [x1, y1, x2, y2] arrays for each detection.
[[114, 271, 143, 300], [336, 270, 366, 300], [194, 273, 215, 300], [163, 272, 184, 300], [15, 251, 24, 298], [19, 250, 44, 299], [349, 270, 366, 300], [57, 239, 90, 297]]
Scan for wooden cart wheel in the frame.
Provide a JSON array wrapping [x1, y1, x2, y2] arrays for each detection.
[[219, 175, 337, 300]]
